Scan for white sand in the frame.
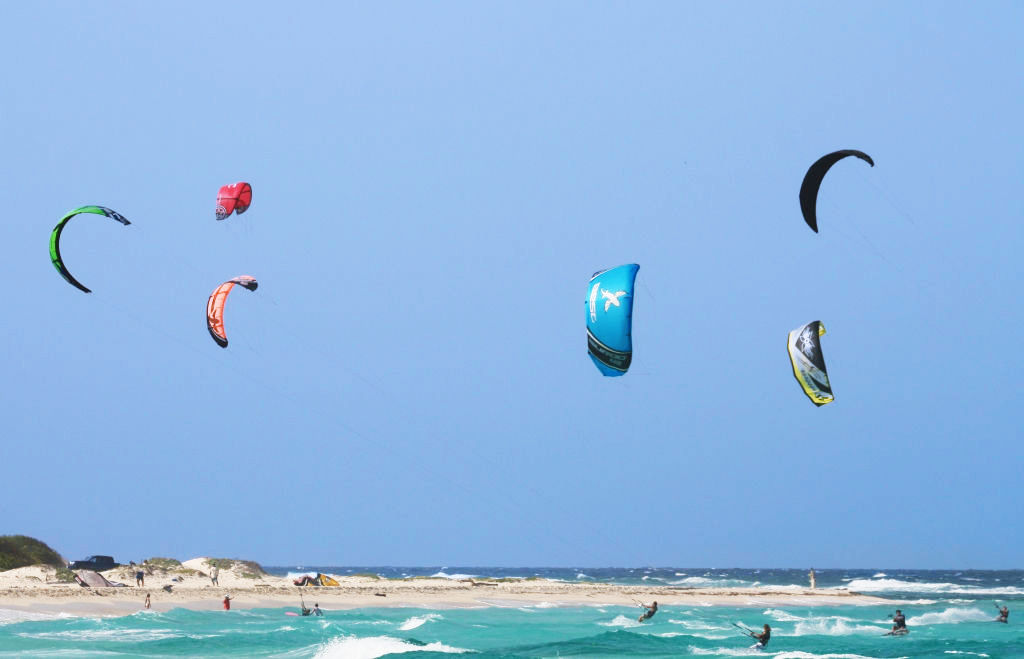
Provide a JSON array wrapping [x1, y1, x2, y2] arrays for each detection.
[[0, 559, 895, 618]]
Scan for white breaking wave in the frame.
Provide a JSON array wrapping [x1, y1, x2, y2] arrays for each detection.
[[429, 571, 476, 580], [872, 572, 887, 578], [907, 607, 991, 625], [397, 613, 442, 631], [944, 652, 990, 657], [843, 578, 1024, 596], [313, 635, 469, 658], [763, 609, 804, 622], [598, 614, 643, 628], [791, 618, 887, 636]]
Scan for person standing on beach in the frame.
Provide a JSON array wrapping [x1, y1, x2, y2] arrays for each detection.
[[136, 566, 145, 587], [210, 564, 219, 586], [144, 593, 150, 609], [222, 595, 233, 610], [809, 568, 816, 589], [637, 601, 658, 622]]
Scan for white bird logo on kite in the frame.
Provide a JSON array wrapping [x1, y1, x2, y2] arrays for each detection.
[[601, 289, 626, 311]]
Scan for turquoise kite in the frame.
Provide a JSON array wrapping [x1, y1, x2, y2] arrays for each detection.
[[586, 264, 639, 376]]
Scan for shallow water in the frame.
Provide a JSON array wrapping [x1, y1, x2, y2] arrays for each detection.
[[1, 569, 1021, 658]]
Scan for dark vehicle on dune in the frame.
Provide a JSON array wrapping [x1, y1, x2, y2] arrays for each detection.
[[67, 555, 117, 571]]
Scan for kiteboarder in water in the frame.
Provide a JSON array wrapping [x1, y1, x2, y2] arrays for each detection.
[[996, 604, 1009, 623], [637, 600, 657, 622], [890, 610, 907, 633], [752, 624, 771, 649]]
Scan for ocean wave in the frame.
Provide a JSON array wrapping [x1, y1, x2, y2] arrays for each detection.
[[598, 614, 643, 628], [907, 607, 991, 625], [790, 618, 887, 636], [843, 578, 1024, 596], [430, 571, 476, 580], [688, 647, 882, 658], [944, 652, 989, 657], [670, 576, 755, 588], [763, 609, 804, 622], [17, 628, 189, 642], [313, 635, 469, 658], [398, 613, 442, 631]]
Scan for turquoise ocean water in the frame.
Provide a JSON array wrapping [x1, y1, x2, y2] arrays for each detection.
[[1, 568, 1021, 657]]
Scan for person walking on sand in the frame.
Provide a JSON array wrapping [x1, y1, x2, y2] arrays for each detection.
[[637, 601, 658, 622], [223, 595, 233, 610], [144, 593, 151, 610], [809, 568, 816, 589], [210, 564, 219, 586]]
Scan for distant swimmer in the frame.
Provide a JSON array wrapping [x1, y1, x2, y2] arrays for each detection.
[[996, 604, 1009, 623], [637, 600, 658, 622]]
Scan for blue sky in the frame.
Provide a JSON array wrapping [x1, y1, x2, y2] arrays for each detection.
[[1, 2, 1021, 569]]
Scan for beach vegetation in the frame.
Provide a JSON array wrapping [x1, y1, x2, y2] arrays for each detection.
[[143, 557, 182, 569], [53, 566, 77, 583], [352, 572, 381, 579], [0, 535, 64, 571], [208, 558, 267, 579]]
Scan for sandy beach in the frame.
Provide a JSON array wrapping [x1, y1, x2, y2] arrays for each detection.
[[0, 558, 896, 618]]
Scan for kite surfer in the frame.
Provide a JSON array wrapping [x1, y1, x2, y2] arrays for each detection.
[[732, 622, 769, 649], [888, 609, 907, 634], [637, 600, 658, 622], [996, 604, 1009, 623], [313, 603, 323, 616], [752, 624, 771, 649]]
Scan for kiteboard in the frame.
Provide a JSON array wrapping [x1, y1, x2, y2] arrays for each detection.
[[285, 611, 299, 616], [884, 628, 909, 636]]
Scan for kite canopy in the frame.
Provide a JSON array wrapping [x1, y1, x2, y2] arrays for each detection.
[[215, 182, 253, 220], [206, 275, 258, 348], [799, 150, 874, 233], [49, 205, 131, 293], [787, 320, 834, 406], [586, 264, 639, 376]]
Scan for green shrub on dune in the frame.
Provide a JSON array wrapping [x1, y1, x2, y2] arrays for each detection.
[[0, 535, 64, 571], [208, 558, 268, 579], [143, 557, 182, 570]]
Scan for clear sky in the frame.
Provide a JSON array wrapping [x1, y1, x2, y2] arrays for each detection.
[[2, 2, 1021, 569]]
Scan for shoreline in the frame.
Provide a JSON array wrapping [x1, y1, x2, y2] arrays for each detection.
[[0, 581, 896, 618]]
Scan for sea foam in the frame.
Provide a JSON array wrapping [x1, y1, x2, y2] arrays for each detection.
[[398, 613, 442, 631], [907, 607, 991, 625], [314, 635, 468, 658]]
